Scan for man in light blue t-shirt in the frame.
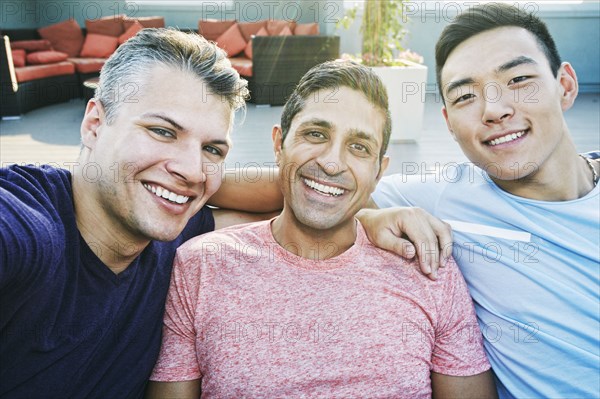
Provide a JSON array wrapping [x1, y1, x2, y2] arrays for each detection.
[[359, 3, 599, 399]]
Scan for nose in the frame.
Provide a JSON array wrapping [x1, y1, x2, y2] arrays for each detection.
[[481, 86, 514, 125], [165, 142, 207, 184], [315, 142, 348, 176]]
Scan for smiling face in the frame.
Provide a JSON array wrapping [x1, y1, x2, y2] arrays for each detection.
[[274, 86, 388, 234], [80, 65, 232, 243], [440, 26, 577, 181]]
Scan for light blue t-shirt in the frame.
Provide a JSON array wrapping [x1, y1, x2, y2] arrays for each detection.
[[373, 155, 600, 399]]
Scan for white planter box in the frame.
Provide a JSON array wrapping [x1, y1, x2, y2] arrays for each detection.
[[371, 61, 428, 143]]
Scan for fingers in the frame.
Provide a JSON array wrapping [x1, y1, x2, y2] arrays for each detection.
[[394, 208, 454, 280], [357, 207, 455, 280], [436, 220, 454, 267]]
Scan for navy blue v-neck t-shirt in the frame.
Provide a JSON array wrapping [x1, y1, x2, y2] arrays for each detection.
[[0, 165, 214, 398]]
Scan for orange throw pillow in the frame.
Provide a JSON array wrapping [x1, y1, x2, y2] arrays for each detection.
[[119, 20, 144, 44], [11, 49, 26, 67], [198, 19, 235, 41], [123, 16, 165, 30], [216, 23, 247, 57], [294, 23, 320, 36], [10, 39, 52, 52], [266, 20, 296, 36], [85, 15, 124, 37], [80, 34, 119, 58], [278, 25, 293, 36], [243, 26, 268, 59], [26, 50, 69, 65], [38, 19, 84, 57], [238, 20, 267, 42]]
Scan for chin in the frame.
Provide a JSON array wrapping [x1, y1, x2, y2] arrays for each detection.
[[139, 223, 186, 242]]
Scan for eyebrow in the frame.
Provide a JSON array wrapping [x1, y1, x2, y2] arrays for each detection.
[[298, 119, 377, 140], [142, 113, 230, 146], [297, 118, 333, 130], [444, 56, 538, 98], [445, 77, 476, 97], [496, 56, 538, 74], [348, 129, 378, 144], [141, 113, 184, 131]]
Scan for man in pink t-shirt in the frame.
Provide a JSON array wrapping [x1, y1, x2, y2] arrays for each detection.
[[147, 61, 496, 398]]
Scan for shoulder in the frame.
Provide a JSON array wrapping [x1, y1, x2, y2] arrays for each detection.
[[0, 165, 72, 284], [582, 151, 600, 160], [176, 220, 270, 261], [179, 205, 216, 242], [1, 164, 72, 208], [374, 162, 487, 211], [1, 164, 72, 224]]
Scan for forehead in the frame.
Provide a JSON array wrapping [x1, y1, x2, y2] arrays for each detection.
[[291, 87, 385, 140], [121, 65, 233, 138], [441, 26, 550, 85]]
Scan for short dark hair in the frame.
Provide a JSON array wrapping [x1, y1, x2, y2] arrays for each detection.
[[280, 60, 392, 159], [435, 3, 561, 102], [99, 28, 248, 123]]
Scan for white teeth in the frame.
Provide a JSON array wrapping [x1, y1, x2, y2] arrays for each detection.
[[143, 183, 190, 204], [489, 131, 525, 146], [303, 178, 345, 196]]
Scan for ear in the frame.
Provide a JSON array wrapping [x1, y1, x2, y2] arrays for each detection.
[[376, 155, 390, 181], [441, 106, 457, 141], [80, 99, 105, 150], [557, 62, 578, 111], [272, 125, 284, 166]]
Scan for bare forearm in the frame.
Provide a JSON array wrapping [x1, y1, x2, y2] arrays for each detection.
[[432, 370, 498, 399], [209, 167, 283, 213], [145, 380, 200, 399]]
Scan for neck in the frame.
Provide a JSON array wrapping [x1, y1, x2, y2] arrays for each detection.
[[271, 209, 357, 260], [72, 168, 149, 274], [491, 139, 596, 201]]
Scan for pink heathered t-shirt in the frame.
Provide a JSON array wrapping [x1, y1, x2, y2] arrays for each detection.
[[151, 220, 489, 398]]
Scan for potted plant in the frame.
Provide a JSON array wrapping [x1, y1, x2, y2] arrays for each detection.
[[338, 0, 427, 142]]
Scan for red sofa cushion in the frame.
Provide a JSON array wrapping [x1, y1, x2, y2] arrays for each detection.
[[26, 51, 69, 65], [15, 61, 75, 82], [80, 34, 119, 58], [244, 27, 268, 59], [216, 23, 246, 57], [118, 20, 144, 44], [278, 25, 293, 36], [11, 49, 26, 67], [11, 39, 52, 52], [294, 23, 320, 36], [123, 16, 165, 30], [86, 15, 125, 37], [198, 19, 235, 41], [266, 20, 296, 36], [238, 20, 267, 42], [38, 19, 84, 57], [68, 57, 106, 74], [229, 56, 252, 77]]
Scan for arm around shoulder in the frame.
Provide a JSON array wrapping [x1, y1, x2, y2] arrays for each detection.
[[208, 167, 283, 213], [145, 379, 200, 399], [432, 369, 497, 399]]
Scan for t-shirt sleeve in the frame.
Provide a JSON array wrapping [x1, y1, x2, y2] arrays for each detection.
[[372, 174, 444, 213], [431, 259, 490, 376], [150, 248, 203, 382]]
